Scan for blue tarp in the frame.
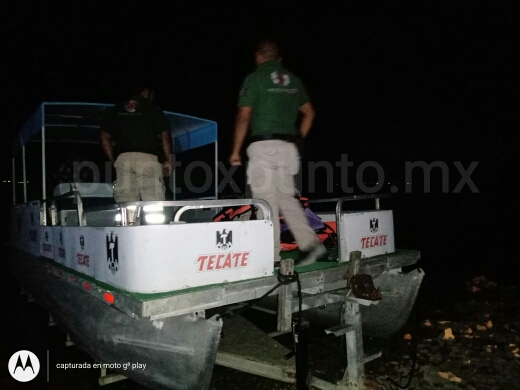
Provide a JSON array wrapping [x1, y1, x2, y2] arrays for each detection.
[[12, 102, 218, 155]]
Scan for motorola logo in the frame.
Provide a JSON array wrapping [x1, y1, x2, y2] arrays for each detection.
[[8, 350, 40, 382]]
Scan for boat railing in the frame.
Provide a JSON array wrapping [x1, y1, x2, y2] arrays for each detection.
[[45, 194, 273, 227], [20, 185, 273, 227], [308, 193, 390, 209], [308, 194, 391, 262], [39, 183, 86, 226]]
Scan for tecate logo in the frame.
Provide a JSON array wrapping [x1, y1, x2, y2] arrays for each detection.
[[8, 350, 40, 382]]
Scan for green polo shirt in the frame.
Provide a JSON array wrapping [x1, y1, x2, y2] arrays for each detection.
[[237, 60, 310, 136]]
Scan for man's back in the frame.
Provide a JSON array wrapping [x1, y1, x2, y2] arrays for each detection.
[[103, 95, 169, 158], [230, 38, 323, 265], [239, 60, 309, 136]]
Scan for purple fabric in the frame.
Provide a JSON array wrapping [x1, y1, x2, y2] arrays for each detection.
[[280, 208, 325, 232]]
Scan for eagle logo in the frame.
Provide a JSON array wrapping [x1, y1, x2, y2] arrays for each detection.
[[370, 218, 379, 233], [106, 232, 119, 274], [216, 229, 233, 250]]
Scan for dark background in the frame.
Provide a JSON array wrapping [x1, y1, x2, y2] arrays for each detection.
[[0, 2, 517, 289], [0, 3, 518, 389]]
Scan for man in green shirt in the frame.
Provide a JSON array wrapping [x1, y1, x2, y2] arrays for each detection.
[[229, 39, 325, 266]]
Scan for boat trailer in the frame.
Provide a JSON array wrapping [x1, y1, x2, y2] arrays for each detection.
[[9, 102, 423, 389], [11, 194, 422, 390]]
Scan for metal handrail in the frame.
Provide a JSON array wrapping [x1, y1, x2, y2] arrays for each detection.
[[70, 183, 85, 226], [82, 198, 273, 226], [44, 185, 85, 226], [50, 199, 58, 226], [308, 193, 390, 206], [173, 199, 272, 222]]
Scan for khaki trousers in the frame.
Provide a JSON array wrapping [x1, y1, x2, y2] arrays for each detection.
[[246, 140, 318, 261], [113, 152, 165, 202]]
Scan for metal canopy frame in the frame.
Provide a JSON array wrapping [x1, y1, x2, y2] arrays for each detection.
[[11, 102, 219, 207]]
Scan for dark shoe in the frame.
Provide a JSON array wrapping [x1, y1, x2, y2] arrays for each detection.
[[297, 243, 326, 267]]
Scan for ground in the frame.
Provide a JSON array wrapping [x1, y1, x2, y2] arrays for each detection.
[[212, 274, 520, 390], [1, 263, 519, 390], [361, 275, 520, 390]]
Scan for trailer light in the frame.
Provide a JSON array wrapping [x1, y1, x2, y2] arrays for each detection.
[[145, 213, 165, 224], [104, 292, 115, 304], [143, 204, 164, 212], [115, 214, 122, 222], [83, 282, 92, 291]]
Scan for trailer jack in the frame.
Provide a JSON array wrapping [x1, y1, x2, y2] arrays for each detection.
[[292, 319, 310, 390]]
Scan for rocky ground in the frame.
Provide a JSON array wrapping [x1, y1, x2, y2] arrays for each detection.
[[212, 275, 520, 390], [360, 275, 520, 390]]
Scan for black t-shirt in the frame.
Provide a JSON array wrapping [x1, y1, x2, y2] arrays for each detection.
[[101, 95, 170, 159]]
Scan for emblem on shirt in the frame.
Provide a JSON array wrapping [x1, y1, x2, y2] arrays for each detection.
[[124, 99, 139, 113], [239, 88, 246, 96], [271, 71, 290, 86]]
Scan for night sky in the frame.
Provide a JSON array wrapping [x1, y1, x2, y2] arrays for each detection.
[[1, 2, 517, 197]]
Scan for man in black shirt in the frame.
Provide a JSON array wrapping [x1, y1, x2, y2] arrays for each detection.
[[100, 86, 173, 208]]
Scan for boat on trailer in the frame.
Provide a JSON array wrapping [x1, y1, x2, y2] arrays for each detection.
[[9, 102, 423, 390]]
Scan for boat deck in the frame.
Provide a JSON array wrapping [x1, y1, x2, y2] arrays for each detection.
[[30, 247, 420, 320]]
